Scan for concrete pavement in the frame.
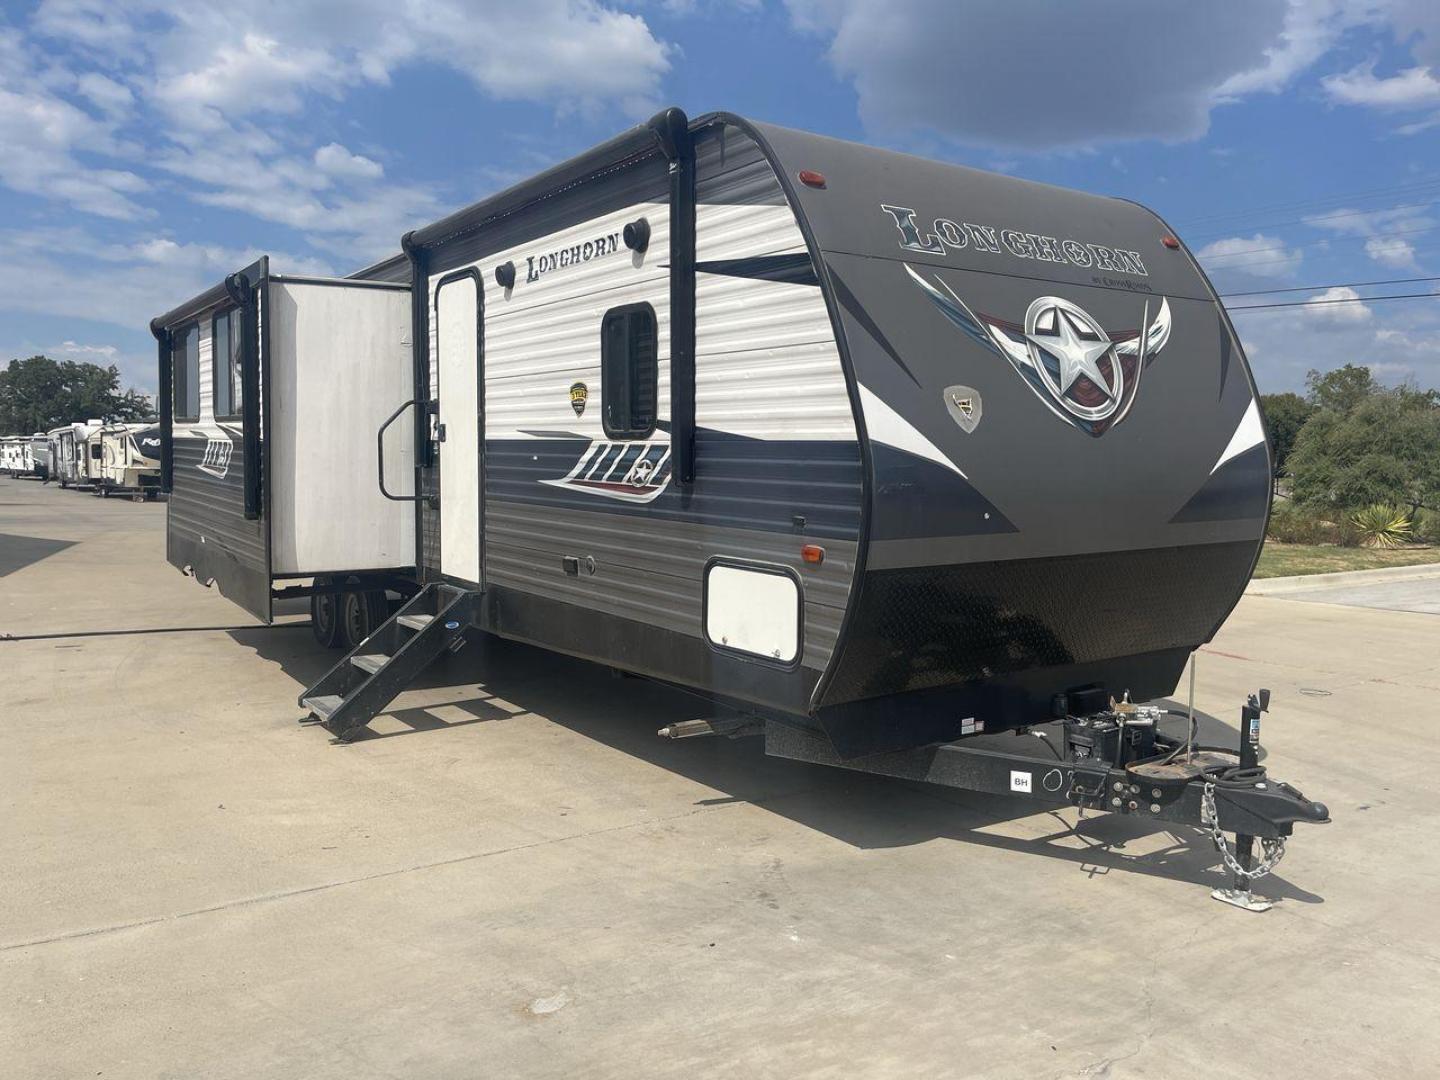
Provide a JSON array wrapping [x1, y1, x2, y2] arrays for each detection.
[[3, 476, 1437, 1079]]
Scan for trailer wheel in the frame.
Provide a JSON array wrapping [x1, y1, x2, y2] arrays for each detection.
[[310, 576, 345, 649], [341, 588, 388, 650]]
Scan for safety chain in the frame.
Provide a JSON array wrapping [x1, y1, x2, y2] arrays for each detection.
[[1201, 781, 1287, 882]]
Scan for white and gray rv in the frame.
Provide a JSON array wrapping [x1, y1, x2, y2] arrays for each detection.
[[152, 109, 1326, 903], [49, 420, 103, 488], [92, 422, 163, 499]]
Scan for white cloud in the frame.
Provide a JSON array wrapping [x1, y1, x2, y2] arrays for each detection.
[[314, 143, 384, 182], [50, 1, 673, 126], [1322, 63, 1440, 109], [1306, 285, 1373, 322], [74, 72, 133, 114], [1231, 288, 1440, 392], [0, 226, 332, 333], [0, 31, 150, 221], [1196, 233, 1304, 279], [1365, 235, 1420, 268], [8, 2, 676, 261], [1302, 203, 1433, 269], [52, 340, 119, 359], [1217, 0, 1372, 98], [783, 0, 1338, 149]]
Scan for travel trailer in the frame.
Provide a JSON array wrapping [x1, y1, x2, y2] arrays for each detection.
[[0, 435, 32, 476], [30, 433, 50, 480], [49, 420, 103, 488], [93, 422, 163, 498], [153, 109, 1326, 906]]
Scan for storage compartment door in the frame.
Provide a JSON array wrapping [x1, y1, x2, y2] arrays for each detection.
[[436, 271, 483, 586]]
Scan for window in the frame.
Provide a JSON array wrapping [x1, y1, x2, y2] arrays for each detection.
[[600, 303, 658, 439], [212, 309, 243, 419], [173, 324, 200, 421]]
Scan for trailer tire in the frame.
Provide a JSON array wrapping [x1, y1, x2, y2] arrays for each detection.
[[341, 588, 388, 650], [310, 576, 345, 649]]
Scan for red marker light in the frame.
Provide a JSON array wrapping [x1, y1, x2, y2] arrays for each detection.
[[1161, 236, 1181, 250], [798, 170, 827, 189], [801, 544, 825, 564]]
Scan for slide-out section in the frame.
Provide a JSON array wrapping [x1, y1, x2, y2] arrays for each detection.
[[268, 277, 415, 577]]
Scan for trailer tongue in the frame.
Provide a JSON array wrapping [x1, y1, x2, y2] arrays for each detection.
[[754, 685, 1328, 910]]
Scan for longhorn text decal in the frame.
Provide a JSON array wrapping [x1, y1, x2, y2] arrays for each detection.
[[881, 205, 1149, 277], [526, 233, 620, 283]]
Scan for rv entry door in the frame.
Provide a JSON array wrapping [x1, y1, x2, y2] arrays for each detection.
[[435, 270, 483, 587]]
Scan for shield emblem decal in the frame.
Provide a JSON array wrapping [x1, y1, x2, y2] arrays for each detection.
[[570, 381, 588, 417], [944, 385, 982, 433]]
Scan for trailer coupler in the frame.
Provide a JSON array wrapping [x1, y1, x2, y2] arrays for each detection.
[[763, 688, 1329, 910]]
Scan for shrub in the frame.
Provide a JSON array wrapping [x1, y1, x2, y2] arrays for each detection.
[[1414, 508, 1440, 545], [1349, 504, 1413, 548], [1267, 501, 1365, 546], [1267, 502, 1327, 544]]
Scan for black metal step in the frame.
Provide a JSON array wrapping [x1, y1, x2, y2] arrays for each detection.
[[301, 694, 343, 723], [298, 584, 478, 741]]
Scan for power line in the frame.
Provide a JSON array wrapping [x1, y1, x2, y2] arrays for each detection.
[[1173, 174, 1440, 231], [1219, 274, 1440, 298], [1227, 291, 1440, 312], [1184, 197, 1440, 243], [1201, 220, 1440, 262]]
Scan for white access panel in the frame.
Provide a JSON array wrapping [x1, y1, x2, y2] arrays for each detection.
[[268, 280, 415, 575], [704, 563, 801, 663], [436, 273, 482, 585]]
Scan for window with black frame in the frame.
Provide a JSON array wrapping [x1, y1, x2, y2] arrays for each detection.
[[212, 308, 243, 419], [600, 303, 658, 439], [173, 324, 200, 421]]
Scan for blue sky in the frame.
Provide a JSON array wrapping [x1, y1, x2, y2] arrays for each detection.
[[3, 0, 1440, 397]]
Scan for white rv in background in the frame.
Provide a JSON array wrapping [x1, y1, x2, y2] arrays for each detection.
[[49, 420, 104, 488], [0, 435, 32, 476], [80, 427, 109, 489], [30, 433, 50, 480], [94, 422, 163, 499]]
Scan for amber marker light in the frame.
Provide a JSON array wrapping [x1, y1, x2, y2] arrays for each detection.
[[801, 544, 825, 564], [798, 170, 827, 188]]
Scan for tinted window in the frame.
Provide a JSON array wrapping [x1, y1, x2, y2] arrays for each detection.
[[601, 303, 658, 439], [173, 324, 200, 421], [212, 309, 243, 418]]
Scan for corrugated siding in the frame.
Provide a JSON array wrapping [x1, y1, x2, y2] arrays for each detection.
[[420, 124, 862, 695], [167, 429, 265, 579], [484, 503, 854, 671]]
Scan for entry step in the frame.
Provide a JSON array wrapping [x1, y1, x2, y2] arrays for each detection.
[[349, 654, 388, 674], [397, 614, 433, 631], [302, 695, 344, 722]]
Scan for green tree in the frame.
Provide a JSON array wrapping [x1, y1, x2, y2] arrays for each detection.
[[1289, 393, 1440, 515], [1304, 363, 1379, 412], [0, 355, 153, 432], [1258, 391, 1313, 486]]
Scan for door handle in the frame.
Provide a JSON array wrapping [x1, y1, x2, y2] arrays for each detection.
[[378, 398, 419, 502]]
